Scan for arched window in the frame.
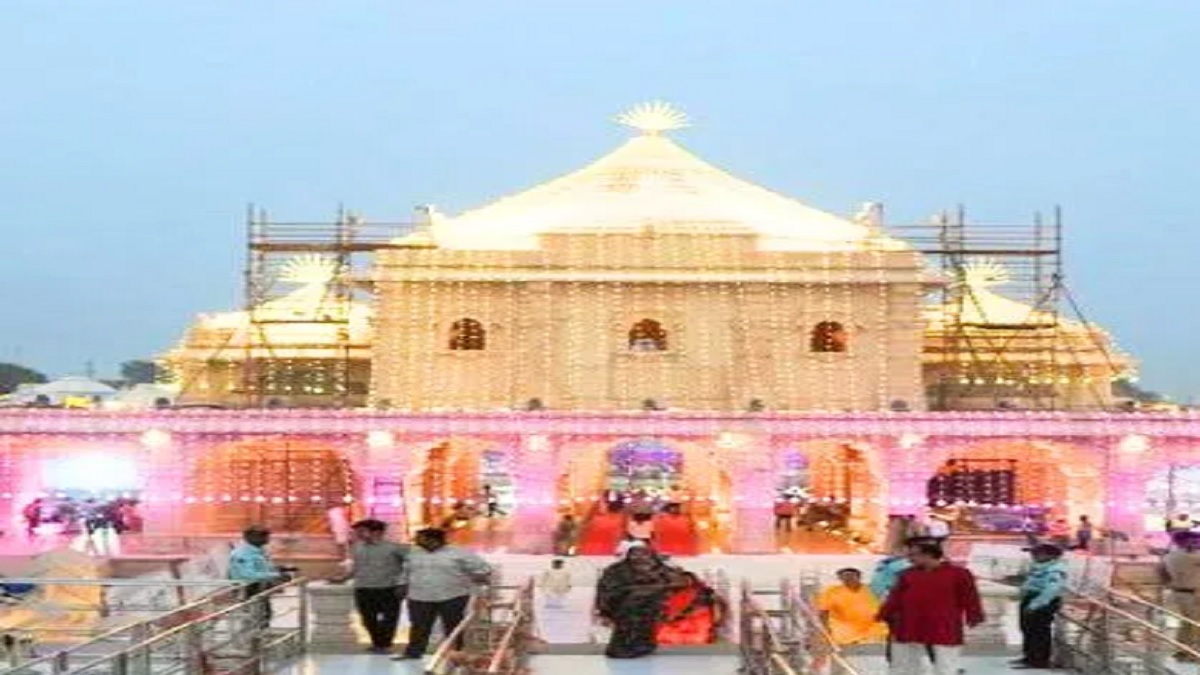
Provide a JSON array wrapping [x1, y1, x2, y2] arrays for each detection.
[[628, 319, 668, 352], [448, 318, 486, 351], [809, 321, 848, 353]]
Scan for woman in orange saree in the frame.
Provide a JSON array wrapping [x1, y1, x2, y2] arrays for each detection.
[[655, 571, 725, 645]]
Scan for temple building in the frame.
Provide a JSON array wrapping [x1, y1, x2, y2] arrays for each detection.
[[164, 255, 372, 408], [166, 102, 1130, 412], [132, 103, 1151, 551]]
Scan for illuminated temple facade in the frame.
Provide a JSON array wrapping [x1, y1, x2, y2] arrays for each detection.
[[5, 103, 1178, 556]]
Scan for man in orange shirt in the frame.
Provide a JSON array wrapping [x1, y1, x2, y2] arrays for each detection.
[[817, 568, 888, 646]]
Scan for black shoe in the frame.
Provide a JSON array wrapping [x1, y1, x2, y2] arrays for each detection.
[[1012, 664, 1051, 670], [390, 653, 421, 661]]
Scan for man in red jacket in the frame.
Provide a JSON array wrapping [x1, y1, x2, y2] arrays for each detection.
[[877, 542, 984, 675]]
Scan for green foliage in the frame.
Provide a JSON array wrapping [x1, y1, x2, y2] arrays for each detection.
[[119, 360, 159, 385], [0, 362, 48, 395]]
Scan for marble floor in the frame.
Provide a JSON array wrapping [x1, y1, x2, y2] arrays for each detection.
[[279, 653, 1030, 674]]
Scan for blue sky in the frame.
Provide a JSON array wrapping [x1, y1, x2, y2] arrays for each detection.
[[2, 2, 1198, 398]]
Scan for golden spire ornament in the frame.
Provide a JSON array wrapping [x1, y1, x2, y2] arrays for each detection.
[[615, 101, 690, 136]]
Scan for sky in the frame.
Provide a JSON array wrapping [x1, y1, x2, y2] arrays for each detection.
[[1, 1, 1198, 398]]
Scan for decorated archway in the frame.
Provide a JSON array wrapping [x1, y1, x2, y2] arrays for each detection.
[[924, 439, 1102, 535], [561, 437, 729, 516], [774, 439, 887, 548], [186, 437, 355, 534], [402, 438, 489, 530], [1146, 463, 1200, 532]]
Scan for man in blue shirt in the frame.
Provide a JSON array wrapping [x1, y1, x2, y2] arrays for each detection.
[[229, 526, 284, 622], [1014, 544, 1067, 669]]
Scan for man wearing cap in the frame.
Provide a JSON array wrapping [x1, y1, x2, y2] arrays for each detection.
[[1013, 544, 1067, 669], [1162, 531, 1200, 658]]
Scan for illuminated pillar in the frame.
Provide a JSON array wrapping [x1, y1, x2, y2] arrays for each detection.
[[726, 433, 775, 554], [140, 429, 186, 534], [510, 434, 557, 553], [363, 431, 407, 536], [884, 434, 935, 517], [1105, 434, 1151, 551]]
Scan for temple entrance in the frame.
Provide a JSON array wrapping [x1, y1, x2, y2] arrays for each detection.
[[925, 441, 1100, 538], [569, 438, 726, 556], [604, 439, 683, 503], [1146, 465, 1200, 533], [186, 438, 355, 534], [18, 445, 147, 539], [773, 441, 882, 553], [402, 439, 512, 546]]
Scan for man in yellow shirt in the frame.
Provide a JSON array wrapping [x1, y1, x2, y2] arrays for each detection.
[[817, 568, 889, 646]]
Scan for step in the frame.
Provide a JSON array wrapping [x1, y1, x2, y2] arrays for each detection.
[[541, 643, 739, 656]]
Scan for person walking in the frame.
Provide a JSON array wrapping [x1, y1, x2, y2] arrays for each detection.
[[1162, 531, 1200, 660], [817, 568, 887, 646], [869, 536, 937, 601], [228, 526, 285, 624], [1075, 515, 1094, 552], [539, 558, 573, 609], [335, 519, 409, 655], [1013, 544, 1067, 670], [552, 514, 579, 556], [877, 542, 984, 675], [773, 498, 796, 533], [393, 528, 492, 661]]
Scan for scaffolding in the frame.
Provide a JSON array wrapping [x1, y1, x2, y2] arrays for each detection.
[[893, 207, 1129, 411], [238, 207, 417, 407]]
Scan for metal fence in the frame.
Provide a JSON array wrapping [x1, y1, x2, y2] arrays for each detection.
[[1057, 587, 1200, 674], [2, 579, 306, 675], [0, 579, 245, 671], [739, 578, 870, 675], [424, 580, 536, 675]]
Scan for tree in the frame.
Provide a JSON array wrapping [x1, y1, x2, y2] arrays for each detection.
[[1113, 378, 1165, 403], [120, 360, 159, 385], [0, 363, 47, 395]]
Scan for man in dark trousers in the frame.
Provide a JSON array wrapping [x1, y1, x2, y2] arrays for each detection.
[[877, 542, 984, 675], [393, 528, 492, 661], [1013, 543, 1067, 669], [335, 519, 409, 655]]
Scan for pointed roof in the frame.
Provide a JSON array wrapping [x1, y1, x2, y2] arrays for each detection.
[[430, 102, 906, 252]]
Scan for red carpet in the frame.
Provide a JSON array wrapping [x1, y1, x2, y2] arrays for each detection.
[[577, 513, 625, 556], [654, 514, 699, 556]]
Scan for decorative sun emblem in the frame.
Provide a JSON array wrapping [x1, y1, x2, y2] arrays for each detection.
[[615, 101, 690, 136], [279, 255, 339, 285], [955, 259, 1010, 289]]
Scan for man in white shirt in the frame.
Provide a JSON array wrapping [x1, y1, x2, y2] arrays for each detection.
[[393, 528, 491, 661]]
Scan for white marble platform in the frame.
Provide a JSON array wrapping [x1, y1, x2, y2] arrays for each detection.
[[278, 653, 1027, 674]]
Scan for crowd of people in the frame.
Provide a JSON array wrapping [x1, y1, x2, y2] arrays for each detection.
[[20, 496, 143, 538], [229, 519, 492, 660]]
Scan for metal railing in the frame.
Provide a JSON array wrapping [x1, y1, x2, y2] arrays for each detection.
[[738, 580, 801, 675], [0, 583, 245, 673], [738, 578, 871, 675], [3, 579, 307, 675], [1056, 588, 1200, 674], [424, 579, 536, 675]]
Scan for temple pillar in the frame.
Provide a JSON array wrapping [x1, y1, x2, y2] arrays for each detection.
[[883, 434, 934, 518], [1104, 435, 1151, 551], [361, 432, 407, 536], [726, 432, 775, 553], [509, 434, 557, 553], [141, 430, 187, 534]]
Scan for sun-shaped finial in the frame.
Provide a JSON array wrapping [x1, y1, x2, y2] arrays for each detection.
[[615, 101, 690, 136], [954, 259, 1010, 289], [279, 255, 339, 285]]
